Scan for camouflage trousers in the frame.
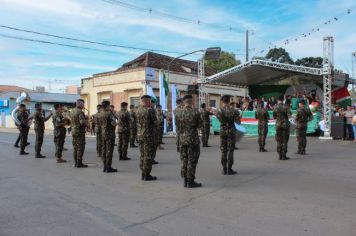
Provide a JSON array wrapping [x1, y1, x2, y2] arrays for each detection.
[[102, 136, 115, 168], [20, 128, 29, 152], [130, 127, 137, 146], [54, 134, 65, 159], [201, 125, 210, 146], [72, 133, 85, 163], [96, 127, 102, 157], [275, 127, 290, 155], [139, 140, 153, 175], [180, 144, 200, 182], [296, 126, 307, 153], [35, 129, 44, 155], [220, 133, 236, 168], [118, 132, 129, 158], [258, 123, 268, 148], [176, 132, 180, 151], [159, 126, 164, 144]]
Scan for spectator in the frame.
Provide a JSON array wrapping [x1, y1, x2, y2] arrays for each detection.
[[342, 106, 355, 140], [352, 111, 356, 142]]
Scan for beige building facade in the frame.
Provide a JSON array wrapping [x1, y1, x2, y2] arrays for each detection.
[[81, 52, 247, 116]]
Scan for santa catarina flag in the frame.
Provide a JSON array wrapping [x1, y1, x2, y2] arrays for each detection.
[[332, 87, 351, 108]]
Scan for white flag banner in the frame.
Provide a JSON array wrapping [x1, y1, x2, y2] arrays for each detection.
[[172, 84, 177, 134]]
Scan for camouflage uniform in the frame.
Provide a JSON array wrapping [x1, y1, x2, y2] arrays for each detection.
[[34, 110, 49, 156], [52, 111, 67, 160], [137, 106, 155, 176], [129, 110, 137, 146], [93, 112, 102, 157], [174, 105, 183, 151], [295, 107, 313, 154], [117, 109, 131, 159], [99, 110, 117, 169], [200, 109, 212, 147], [217, 106, 241, 171], [17, 111, 30, 153], [177, 106, 202, 183], [255, 107, 270, 151], [150, 107, 159, 160], [70, 107, 87, 165], [273, 103, 291, 159]]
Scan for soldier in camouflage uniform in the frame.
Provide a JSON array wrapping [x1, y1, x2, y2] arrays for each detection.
[[34, 103, 53, 158], [156, 104, 165, 149], [217, 95, 241, 175], [150, 100, 159, 164], [177, 95, 202, 188], [99, 101, 118, 173], [17, 104, 32, 155], [200, 103, 213, 147], [52, 104, 67, 163], [70, 99, 88, 168], [129, 105, 138, 148], [255, 101, 269, 152], [174, 98, 183, 152], [295, 100, 313, 155], [137, 95, 157, 181], [93, 104, 102, 158], [117, 102, 131, 161], [273, 96, 291, 160]]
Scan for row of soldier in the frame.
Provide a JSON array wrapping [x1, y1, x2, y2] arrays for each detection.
[[14, 94, 313, 188]]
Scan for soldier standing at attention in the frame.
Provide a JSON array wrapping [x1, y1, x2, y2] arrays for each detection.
[[217, 95, 240, 175], [117, 102, 131, 161], [273, 96, 291, 160], [34, 103, 52, 158], [93, 104, 102, 158], [200, 103, 213, 147], [255, 100, 270, 152], [156, 104, 165, 149], [295, 100, 313, 155], [129, 104, 138, 148], [174, 98, 183, 152], [178, 95, 202, 188], [99, 101, 118, 173], [52, 104, 67, 163], [150, 99, 159, 164], [17, 104, 32, 155], [70, 99, 88, 168], [137, 95, 157, 181]]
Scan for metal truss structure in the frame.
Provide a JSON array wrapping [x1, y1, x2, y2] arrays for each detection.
[[206, 59, 322, 84], [322, 36, 334, 137], [197, 58, 206, 107]]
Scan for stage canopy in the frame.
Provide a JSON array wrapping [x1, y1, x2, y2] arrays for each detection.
[[206, 59, 323, 86]]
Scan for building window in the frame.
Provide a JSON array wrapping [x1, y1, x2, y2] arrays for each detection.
[[209, 100, 216, 108], [130, 97, 140, 107]]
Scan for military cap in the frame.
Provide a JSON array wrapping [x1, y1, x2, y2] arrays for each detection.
[[183, 94, 193, 100], [141, 95, 151, 100], [77, 99, 85, 103], [221, 95, 231, 103], [121, 102, 128, 107], [34, 103, 42, 108], [129, 104, 134, 109], [101, 101, 110, 108]]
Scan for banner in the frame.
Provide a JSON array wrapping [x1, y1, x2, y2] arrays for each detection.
[[172, 84, 177, 134]]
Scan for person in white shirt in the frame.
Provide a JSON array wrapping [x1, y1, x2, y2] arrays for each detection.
[[343, 106, 355, 140]]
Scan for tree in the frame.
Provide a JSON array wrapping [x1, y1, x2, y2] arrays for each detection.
[[205, 51, 240, 72], [295, 57, 323, 68], [265, 48, 294, 64]]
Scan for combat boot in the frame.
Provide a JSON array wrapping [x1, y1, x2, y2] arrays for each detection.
[[57, 158, 67, 163], [20, 151, 29, 155], [106, 167, 118, 173], [103, 165, 107, 172], [278, 153, 283, 160], [143, 174, 157, 181], [36, 154, 46, 158], [282, 154, 290, 160], [77, 162, 88, 168], [14, 144, 20, 148], [261, 146, 267, 152], [184, 178, 187, 188], [187, 181, 202, 188], [222, 166, 227, 175], [227, 168, 237, 175], [152, 160, 159, 165]]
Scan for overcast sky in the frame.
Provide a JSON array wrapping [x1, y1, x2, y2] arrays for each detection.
[[0, 0, 355, 92]]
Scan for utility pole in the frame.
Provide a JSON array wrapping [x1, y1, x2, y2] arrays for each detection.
[[245, 30, 249, 62]]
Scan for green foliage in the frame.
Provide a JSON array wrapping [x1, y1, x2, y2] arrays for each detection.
[[295, 57, 323, 68], [205, 51, 240, 72], [265, 48, 294, 64]]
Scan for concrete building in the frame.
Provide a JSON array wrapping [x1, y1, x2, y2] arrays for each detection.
[[0, 91, 79, 129], [66, 85, 81, 95], [81, 52, 247, 116]]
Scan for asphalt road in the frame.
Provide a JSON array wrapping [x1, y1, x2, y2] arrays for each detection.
[[0, 131, 355, 236]]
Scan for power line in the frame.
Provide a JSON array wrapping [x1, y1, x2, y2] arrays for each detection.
[[100, 0, 246, 33], [0, 24, 189, 55]]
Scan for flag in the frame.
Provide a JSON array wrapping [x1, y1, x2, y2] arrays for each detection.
[[332, 87, 351, 108], [147, 84, 157, 103], [163, 72, 169, 96], [159, 70, 166, 110], [172, 84, 177, 134]]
